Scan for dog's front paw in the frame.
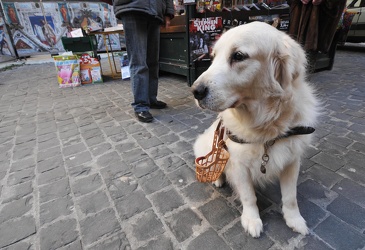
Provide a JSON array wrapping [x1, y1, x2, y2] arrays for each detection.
[[241, 215, 263, 238], [213, 175, 225, 187], [285, 215, 309, 235]]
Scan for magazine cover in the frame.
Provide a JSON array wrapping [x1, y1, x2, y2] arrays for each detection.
[[53, 55, 81, 88], [249, 14, 290, 31], [189, 17, 223, 62]]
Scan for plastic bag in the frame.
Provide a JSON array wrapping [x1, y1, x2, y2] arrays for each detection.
[[53, 55, 81, 88]]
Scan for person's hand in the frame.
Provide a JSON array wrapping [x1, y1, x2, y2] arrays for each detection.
[[165, 16, 171, 29], [301, 0, 323, 4], [312, 0, 323, 5]]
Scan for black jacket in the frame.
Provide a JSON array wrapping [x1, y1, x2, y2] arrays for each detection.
[[113, 0, 175, 23]]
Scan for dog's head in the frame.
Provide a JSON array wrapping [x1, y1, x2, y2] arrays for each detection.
[[191, 21, 307, 112]]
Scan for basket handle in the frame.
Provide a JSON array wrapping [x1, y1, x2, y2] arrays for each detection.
[[215, 120, 228, 151]]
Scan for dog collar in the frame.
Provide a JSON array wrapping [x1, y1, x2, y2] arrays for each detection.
[[226, 126, 315, 174], [227, 126, 315, 144]]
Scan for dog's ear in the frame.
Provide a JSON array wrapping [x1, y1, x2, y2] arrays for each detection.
[[271, 38, 306, 92], [267, 51, 289, 96], [272, 52, 291, 91]]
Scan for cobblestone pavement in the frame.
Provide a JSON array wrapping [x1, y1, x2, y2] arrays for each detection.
[[0, 48, 364, 250]]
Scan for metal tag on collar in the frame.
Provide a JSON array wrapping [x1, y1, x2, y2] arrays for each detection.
[[260, 140, 275, 174]]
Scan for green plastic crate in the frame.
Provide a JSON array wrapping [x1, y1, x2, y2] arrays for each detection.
[[61, 35, 98, 58]]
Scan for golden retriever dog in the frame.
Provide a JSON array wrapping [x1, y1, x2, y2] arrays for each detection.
[[192, 21, 319, 238]]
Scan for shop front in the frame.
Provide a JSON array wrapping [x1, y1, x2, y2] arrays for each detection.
[[161, 0, 345, 85]]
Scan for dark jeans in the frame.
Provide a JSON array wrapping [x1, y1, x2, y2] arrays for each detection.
[[120, 13, 160, 113]]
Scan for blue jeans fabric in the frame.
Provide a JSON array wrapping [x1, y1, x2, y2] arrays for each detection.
[[120, 13, 160, 113]]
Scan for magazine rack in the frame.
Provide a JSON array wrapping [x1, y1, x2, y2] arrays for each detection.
[[160, 4, 290, 86], [160, 3, 339, 85]]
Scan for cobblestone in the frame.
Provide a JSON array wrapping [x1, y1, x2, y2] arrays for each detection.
[[39, 178, 70, 203], [327, 195, 365, 230], [0, 216, 36, 248], [0, 196, 33, 224], [129, 209, 164, 242], [79, 208, 121, 246], [75, 191, 110, 218], [39, 196, 74, 225], [199, 197, 240, 231], [186, 229, 231, 250], [0, 49, 365, 249], [165, 208, 203, 243], [71, 173, 103, 197], [114, 190, 152, 220], [2, 181, 33, 204], [149, 187, 185, 214], [39, 219, 78, 250], [313, 215, 365, 250]]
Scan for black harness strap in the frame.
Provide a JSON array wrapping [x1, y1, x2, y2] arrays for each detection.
[[280, 126, 315, 139]]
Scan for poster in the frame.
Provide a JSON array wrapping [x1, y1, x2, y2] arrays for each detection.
[[189, 17, 223, 62], [3, 3, 20, 25], [58, 3, 71, 24], [0, 15, 14, 57], [29, 15, 57, 47], [0, 1, 119, 58]]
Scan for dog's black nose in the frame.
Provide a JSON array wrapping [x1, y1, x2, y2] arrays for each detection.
[[192, 85, 208, 100]]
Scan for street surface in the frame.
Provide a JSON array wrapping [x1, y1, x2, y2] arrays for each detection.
[[0, 48, 364, 249]]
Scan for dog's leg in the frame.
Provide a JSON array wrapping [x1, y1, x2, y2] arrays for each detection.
[[213, 174, 225, 187], [280, 159, 309, 235], [226, 164, 263, 238]]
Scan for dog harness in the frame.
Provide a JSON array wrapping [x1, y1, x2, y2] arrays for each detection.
[[227, 126, 315, 174]]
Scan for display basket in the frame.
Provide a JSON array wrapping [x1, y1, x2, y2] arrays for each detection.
[[195, 120, 229, 182]]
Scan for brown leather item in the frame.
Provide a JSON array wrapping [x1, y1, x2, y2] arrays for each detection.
[[288, 0, 346, 53]]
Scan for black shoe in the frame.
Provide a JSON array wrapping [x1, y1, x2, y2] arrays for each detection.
[[135, 111, 153, 123], [150, 100, 167, 109]]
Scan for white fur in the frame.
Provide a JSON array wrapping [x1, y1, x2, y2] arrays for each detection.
[[192, 22, 318, 238]]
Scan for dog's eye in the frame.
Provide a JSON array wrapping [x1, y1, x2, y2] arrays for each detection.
[[232, 52, 249, 62]]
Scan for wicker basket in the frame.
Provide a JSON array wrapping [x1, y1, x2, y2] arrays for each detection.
[[195, 121, 229, 182]]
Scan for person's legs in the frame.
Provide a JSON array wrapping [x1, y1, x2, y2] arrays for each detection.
[[120, 14, 150, 113], [146, 19, 160, 105]]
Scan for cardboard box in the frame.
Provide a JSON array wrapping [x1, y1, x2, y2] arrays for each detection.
[[79, 53, 103, 84]]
